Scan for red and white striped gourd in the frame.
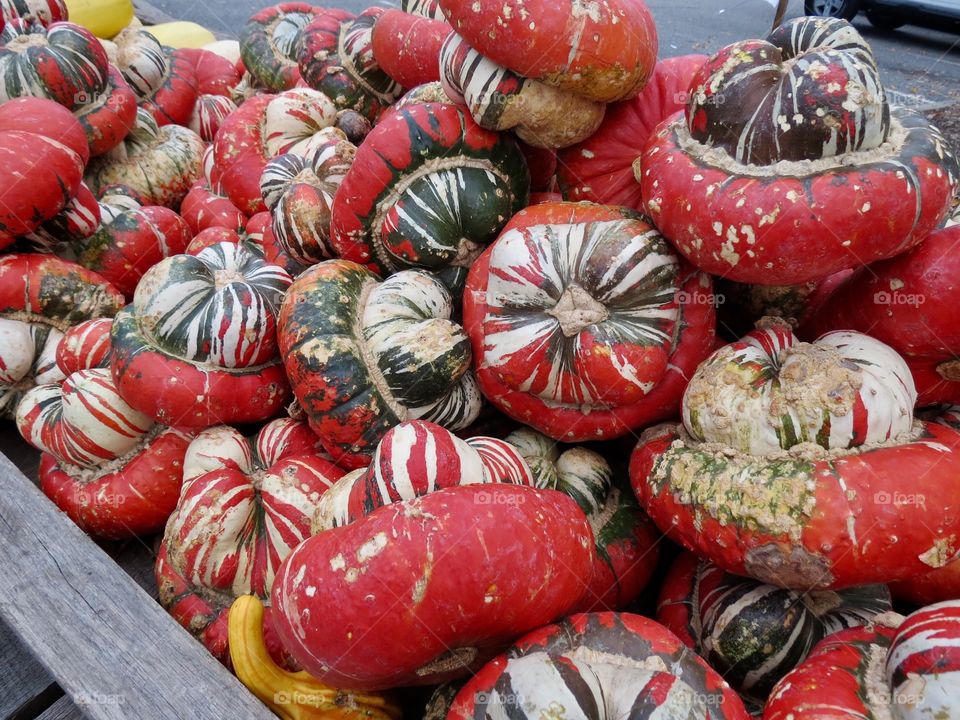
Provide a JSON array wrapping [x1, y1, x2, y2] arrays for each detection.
[[0, 0, 67, 26], [112, 27, 198, 126], [213, 89, 339, 216], [0, 255, 123, 418], [640, 18, 959, 285], [239, 3, 331, 91], [631, 322, 960, 589], [448, 613, 750, 719], [272, 483, 596, 689], [279, 262, 482, 467], [178, 47, 241, 141], [658, 551, 892, 704], [16, 318, 190, 539], [0, 20, 108, 110], [157, 418, 342, 667], [0, 98, 89, 246], [297, 7, 402, 122], [110, 241, 293, 429], [259, 132, 355, 265], [86, 107, 204, 209], [400, 0, 443, 20], [505, 427, 661, 612], [464, 201, 717, 441], [70, 197, 193, 299], [329, 102, 529, 296], [764, 601, 960, 719], [313, 419, 534, 531], [557, 54, 706, 208]]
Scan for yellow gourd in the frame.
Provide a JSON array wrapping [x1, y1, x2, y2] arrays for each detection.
[[227, 596, 402, 720], [143, 21, 216, 49], [64, 0, 134, 38]]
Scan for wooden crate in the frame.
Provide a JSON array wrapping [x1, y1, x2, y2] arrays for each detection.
[[0, 426, 275, 720]]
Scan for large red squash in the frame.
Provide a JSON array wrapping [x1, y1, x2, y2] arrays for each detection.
[[0, 0, 67, 26], [272, 484, 596, 690], [448, 613, 750, 719], [110, 242, 293, 429], [158, 418, 342, 667], [370, 8, 450, 89], [464, 201, 716, 441], [631, 323, 960, 589], [181, 179, 247, 235], [640, 18, 959, 285], [439, 0, 657, 104], [0, 255, 123, 418], [73, 65, 138, 156], [0, 97, 88, 246], [801, 224, 960, 407], [557, 54, 706, 209], [764, 602, 960, 719]]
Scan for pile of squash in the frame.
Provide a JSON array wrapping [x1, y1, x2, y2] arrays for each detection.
[[2, 0, 960, 717]]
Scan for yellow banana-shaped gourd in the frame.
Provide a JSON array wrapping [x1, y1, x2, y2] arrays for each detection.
[[227, 596, 402, 720], [144, 21, 216, 49], [64, 0, 134, 38]]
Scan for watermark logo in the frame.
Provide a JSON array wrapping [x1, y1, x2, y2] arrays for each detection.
[[475, 491, 525, 507], [76, 693, 125, 707], [475, 691, 524, 707], [873, 291, 925, 307], [874, 491, 926, 509], [677, 290, 726, 306]]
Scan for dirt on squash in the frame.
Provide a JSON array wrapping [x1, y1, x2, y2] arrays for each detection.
[[926, 104, 960, 155]]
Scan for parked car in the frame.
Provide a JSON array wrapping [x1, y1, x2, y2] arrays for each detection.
[[805, 0, 960, 32]]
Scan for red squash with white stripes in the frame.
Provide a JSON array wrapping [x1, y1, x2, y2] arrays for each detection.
[[764, 601, 960, 719], [0, 20, 109, 110], [631, 322, 960, 589], [23, 182, 101, 252], [557, 54, 706, 209], [464, 202, 716, 441], [16, 319, 189, 539], [640, 18, 959, 285], [272, 484, 596, 690], [239, 3, 330, 91], [0, 97, 88, 246], [112, 28, 198, 127], [0, 255, 123, 419], [86, 108, 204, 209], [448, 613, 750, 719], [71, 199, 192, 299], [313, 419, 535, 532], [158, 418, 342, 667], [110, 242, 293, 429], [213, 89, 339, 215], [801, 224, 960, 407], [297, 7, 402, 122], [370, 8, 451, 89], [179, 47, 242, 141], [0, 0, 67, 26]]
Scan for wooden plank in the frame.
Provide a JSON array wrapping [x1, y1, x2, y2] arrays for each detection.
[[0, 620, 59, 720], [33, 696, 85, 720], [0, 452, 274, 720]]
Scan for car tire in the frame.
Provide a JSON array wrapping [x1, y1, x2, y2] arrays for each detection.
[[804, 0, 861, 20], [866, 8, 905, 29]]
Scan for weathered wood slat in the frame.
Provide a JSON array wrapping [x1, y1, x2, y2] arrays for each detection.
[[33, 696, 84, 720], [0, 451, 274, 720], [0, 620, 58, 719]]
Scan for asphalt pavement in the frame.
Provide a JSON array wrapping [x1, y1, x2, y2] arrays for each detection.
[[150, 0, 960, 110]]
